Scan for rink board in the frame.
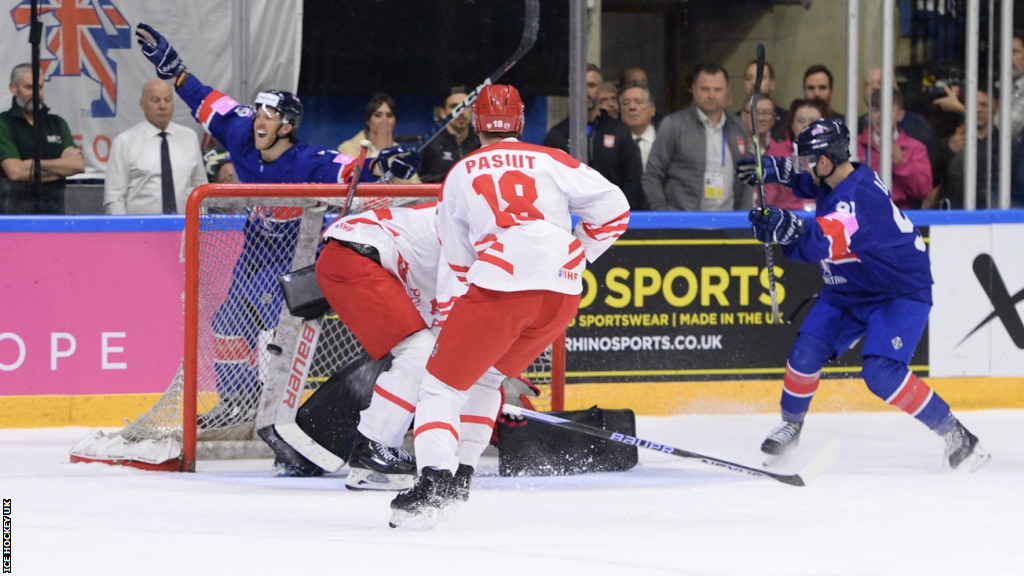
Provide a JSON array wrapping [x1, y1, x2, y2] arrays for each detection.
[[1, 210, 1022, 427]]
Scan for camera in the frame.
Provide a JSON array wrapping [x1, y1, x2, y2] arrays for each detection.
[[924, 77, 961, 100]]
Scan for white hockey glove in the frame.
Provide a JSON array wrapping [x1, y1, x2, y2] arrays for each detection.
[[498, 376, 540, 426]]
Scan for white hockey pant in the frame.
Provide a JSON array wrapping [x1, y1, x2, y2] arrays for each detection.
[[356, 329, 433, 447]]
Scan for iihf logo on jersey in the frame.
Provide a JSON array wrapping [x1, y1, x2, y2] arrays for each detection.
[[9, 0, 132, 118], [891, 336, 903, 350]]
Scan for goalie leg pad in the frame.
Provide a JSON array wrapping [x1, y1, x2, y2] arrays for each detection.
[[357, 329, 433, 447], [259, 351, 388, 475]]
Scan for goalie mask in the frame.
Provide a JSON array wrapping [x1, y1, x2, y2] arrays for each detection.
[[474, 84, 525, 135], [254, 90, 304, 131]]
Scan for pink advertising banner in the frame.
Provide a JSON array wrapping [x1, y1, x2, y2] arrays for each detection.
[[0, 230, 185, 396]]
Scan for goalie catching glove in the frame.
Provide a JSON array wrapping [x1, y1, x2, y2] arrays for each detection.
[[736, 155, 794, 187], [136, 23, 187, 81], [375, 144, 421, 181], [498, 376, 540, 426]]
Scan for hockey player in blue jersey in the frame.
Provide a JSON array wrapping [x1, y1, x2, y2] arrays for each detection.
[[736, 118, 990, 472], [135, 23, 421, 427]]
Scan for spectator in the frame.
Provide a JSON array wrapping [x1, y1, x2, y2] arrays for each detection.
[[618, 81, 658, 172], [339, 93, 421, 183], [544, 63, 647, 210], [104, 79, 206, 214], [0, 62, 84, 214], [621, 66, 665, 123], [759, 99, 827, 211], [418, 86, 480, 183], [926, 88, 999, 209], [859, 68, 940, 181], [803, 64, 845, 122], [859, 88, 932, 210], [621, 66, 649, 86], [643, 63, 751, 211], [598, 81, 620, 119], [1010, 30, 1024, 141], [740, 59, 788, 138], [740, 93, 777, 151], [202, 142, 236, 183]]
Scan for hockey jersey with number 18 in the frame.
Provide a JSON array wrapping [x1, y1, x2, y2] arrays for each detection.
[[437, 138, 630, 299]]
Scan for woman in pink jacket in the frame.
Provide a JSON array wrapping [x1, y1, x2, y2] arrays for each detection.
[[858, 88, 933, 210]]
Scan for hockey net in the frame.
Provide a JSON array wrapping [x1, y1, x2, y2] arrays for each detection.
[[70, 183, 565, 472]]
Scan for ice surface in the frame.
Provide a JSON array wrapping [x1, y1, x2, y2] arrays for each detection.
[[3, 410, 1023, 575]]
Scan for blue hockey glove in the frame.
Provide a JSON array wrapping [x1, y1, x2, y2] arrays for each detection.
[[377, 145, 421, 181], [736, 155, 794, 187], [749, 206, 804, 246], [136, 23, 186, 80]]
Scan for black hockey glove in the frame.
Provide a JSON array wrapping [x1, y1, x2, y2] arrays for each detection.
[[749, 206, 803, 246], [498, 376, 540, 426], [736, 155, 794, 187], [136, 23, 186, 80], [377, 144, 421, 181]]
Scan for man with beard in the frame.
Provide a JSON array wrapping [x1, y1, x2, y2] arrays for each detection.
[[418, 86, 481, 183], [544, 64, 646, 210], [0, 63, 85, 214]]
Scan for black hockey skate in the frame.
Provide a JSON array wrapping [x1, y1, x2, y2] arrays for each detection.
[[345, 432, 416, 491], [449, 464, 475, 503], [943, 420, 991, 472], [761, 420, 803, 465], [389, 467, 453, 529]]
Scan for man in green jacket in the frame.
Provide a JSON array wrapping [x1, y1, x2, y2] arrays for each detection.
[[0, 63, 84, 214]]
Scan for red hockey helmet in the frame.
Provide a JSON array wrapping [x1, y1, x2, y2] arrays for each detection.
[[474, 84, 525, 135]]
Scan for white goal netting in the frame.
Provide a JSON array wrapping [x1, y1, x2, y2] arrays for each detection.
[[71, 184, 557, 471]]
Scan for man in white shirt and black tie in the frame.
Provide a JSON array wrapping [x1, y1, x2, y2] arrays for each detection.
[[619, 81, 658, 172], [104, 78, 205, 214]]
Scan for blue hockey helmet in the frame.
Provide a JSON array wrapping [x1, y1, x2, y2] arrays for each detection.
[[794, 118, 850, 172], [253, 90, 304, 131]]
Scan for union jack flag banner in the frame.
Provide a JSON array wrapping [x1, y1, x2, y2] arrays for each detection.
[[1, 0, 301, 177]]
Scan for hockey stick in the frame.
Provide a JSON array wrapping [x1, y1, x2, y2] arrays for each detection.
[[413, 0, 540, 153], [503, 405, 842, 487], [749, 43, 781, 325], [340, 140, 370, 218]]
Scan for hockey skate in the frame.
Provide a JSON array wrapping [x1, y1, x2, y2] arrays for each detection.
[[943, 420, 991, 472], [389, 467, 453, 529], [449, 464, 475, 503], [344, 432, 416, 491], [761, 421, 803, 465]]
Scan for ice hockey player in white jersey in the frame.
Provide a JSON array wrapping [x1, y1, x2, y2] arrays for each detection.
[[390, 84, 631, 528], [280, 203, 539, 490]]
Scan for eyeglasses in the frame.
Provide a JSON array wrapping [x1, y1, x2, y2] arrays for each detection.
[[743, 109, 775, 119]]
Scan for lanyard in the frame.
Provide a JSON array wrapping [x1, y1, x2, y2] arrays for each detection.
[[720, 125, 726, 166]]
